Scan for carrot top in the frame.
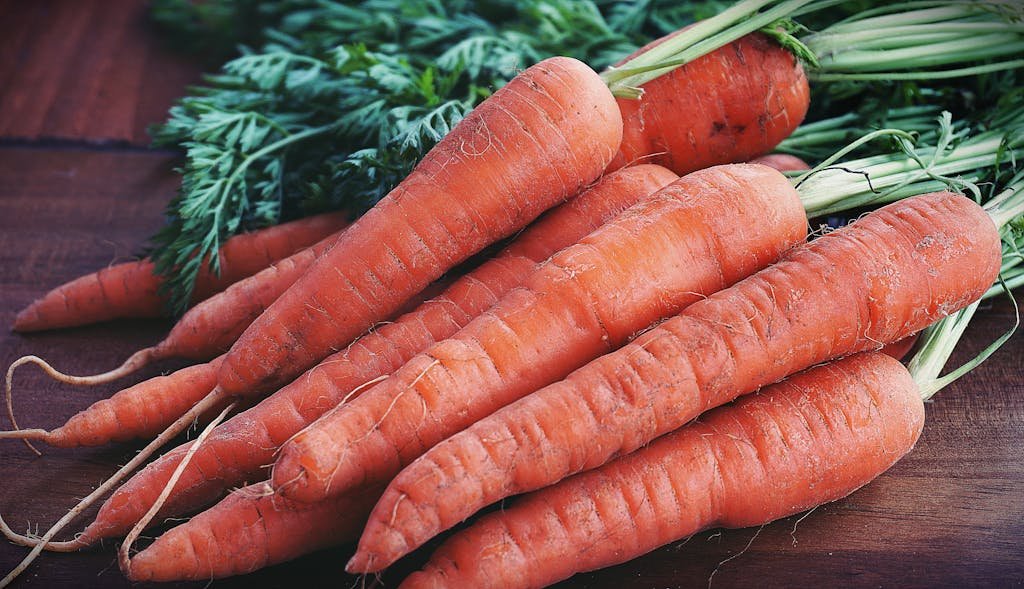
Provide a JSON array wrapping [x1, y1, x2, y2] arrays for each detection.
[[603, 1, 1024, 98]]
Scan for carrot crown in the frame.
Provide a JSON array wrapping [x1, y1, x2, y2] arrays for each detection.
[[890, 171, 1024, 399], [793, 108, 1024, 217]]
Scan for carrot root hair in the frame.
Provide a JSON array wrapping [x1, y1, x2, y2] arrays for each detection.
[[0, 387, 229, 588], [3, 349, 157, 453], [118, 400, 237, 578]]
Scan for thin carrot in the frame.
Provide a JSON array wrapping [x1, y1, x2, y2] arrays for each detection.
[[0, 358, 224, 448], [70, 164, 678, 545], [124, 482, 382, 582], [271, 163, 807, 504], [398, 351, 925, 589], [12, 211, 349, 332], [350, 190, 1001, 572], [881, 333, 920, 362], [6, 229, 345, 393], [608, 32, 809, 173]]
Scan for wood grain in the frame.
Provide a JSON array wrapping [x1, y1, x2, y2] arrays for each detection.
[[0, 0, 200, 146]]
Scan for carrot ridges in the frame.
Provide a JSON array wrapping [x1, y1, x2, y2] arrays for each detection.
[[270, 163, 807, 504], [77, 165, 676, 545], [398, 352, 925, 589], [352, 191, 1000, 572], [218, 56, 623, 396]]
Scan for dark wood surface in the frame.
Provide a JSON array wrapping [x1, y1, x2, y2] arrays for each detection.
[[1, 3, 1023, 588]]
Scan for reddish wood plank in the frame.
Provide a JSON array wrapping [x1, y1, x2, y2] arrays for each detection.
[[0, 0, 201, 145]]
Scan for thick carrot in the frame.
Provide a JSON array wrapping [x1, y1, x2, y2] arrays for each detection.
[[399, 351, 925, 589], [72, 164, 678, 545], [124, 482, 381, 582], [351, 190, 1000, 571], [271, 163, 807, 504], [217, 56, 622, 398], [609, 32, 809, 173], [12, 211, 349, 332]]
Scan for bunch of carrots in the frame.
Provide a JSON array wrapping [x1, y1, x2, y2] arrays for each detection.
[[3, 1, 1024, 587]]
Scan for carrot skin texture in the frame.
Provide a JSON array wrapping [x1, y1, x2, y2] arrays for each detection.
[[151, 231, 343, 362], [355, 191, 1000, 571], [219, 57, 623, 396], [79, 165, 677, 544], [126, 483, 382, 582], [272, 163, 807, 504], [32, 358, 222, 448], [12, 212, 349, 332], [609, 32, 809, 174], [400, 352, 925, 589]]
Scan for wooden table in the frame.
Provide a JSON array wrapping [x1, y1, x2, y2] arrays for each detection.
[[1, 2, 1022, 587]]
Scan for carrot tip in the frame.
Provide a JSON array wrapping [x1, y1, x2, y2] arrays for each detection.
[[346, 553, 368, 574]]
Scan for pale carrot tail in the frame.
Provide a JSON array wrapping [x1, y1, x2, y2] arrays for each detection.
[[4, 349, 160, 451], [2, 357, 221, 451], [118, 400, 237, 579], [0, 387, 229, 587]]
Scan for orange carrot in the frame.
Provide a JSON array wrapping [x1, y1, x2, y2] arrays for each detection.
[[4, 227, 347, 399], [1, 358, 224, 448], [217, 56, 623, 398], [124, 482, 381, 582], [749, 153, 811, 172], [350, 191, 1000, 572], [72, 164, 678, 545], [882, 333, 920, 361], [271, 163, 807, 504], [399, 351, 925, 589], [609, 32, 809, 173], [12, 211, 349, 332]]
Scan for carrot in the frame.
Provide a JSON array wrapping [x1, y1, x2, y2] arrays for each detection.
[[70, 164, 678, 545], [124, 482, 382, 582], [2, 229, 354, 455], [1, 252, 463, 452], [12, 211, 349, 332], [882, 333, 920, 362], [271, 163, 807, 504], [216, 56, 623, 399], [6, 228, 346, 393], [0, 358, 224, 448], [749, 153, 810, 172], [349, 190, 1001, 572], [608, 32, 809, 173], [398, 351, 925, 589]]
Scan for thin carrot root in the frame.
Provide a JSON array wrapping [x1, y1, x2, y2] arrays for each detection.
[[117, 400, 237, 578], [6, 348, 156, 388], [0, 387, 229, 588], [2, 350, 214, 453]]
